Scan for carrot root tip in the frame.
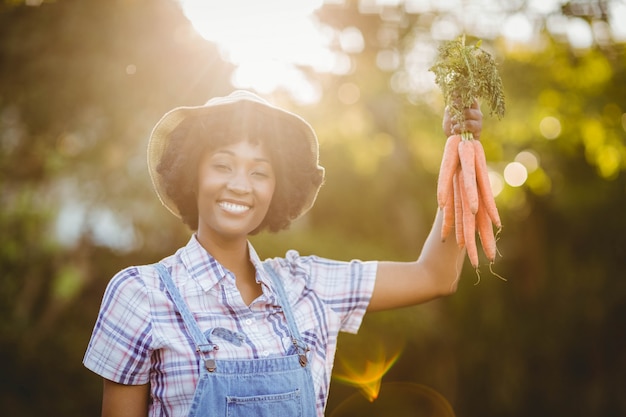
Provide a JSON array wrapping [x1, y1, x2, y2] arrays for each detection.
[[473, 268, 481, 285], [489, 263, 507, 281]]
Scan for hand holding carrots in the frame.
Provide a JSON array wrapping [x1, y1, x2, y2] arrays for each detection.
[[443, 100, 482, 139]]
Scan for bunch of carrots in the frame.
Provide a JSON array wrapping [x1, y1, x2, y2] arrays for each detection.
[[430, 36, 506, 275], [437, 132, 501, 270]]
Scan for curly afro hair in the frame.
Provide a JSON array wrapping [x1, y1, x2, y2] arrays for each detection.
[[156, 107, 324, 233]]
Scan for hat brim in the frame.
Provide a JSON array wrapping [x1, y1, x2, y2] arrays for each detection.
[[147, 90, 324, 220]]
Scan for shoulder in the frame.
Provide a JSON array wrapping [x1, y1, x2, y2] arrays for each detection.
[[106, 264, 157, 292], [280, 249, 378, 277], [107, 251, 185, 290], [100, 262, 173, 313], [266, 250, 326, 281], [267, 250, 377, 295], [97, 267, 149, 316], [279, 249, 341, 269]]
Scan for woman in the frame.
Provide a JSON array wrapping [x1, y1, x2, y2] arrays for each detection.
[[84, 90, 482, 417]]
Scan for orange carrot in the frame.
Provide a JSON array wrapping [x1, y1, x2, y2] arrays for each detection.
[[441, 184, 455, 242], [473, 139, 501, 229], [476, 202, 496, 263], [436, 134, 504, 272], [459, 167, 479, 268], [453, 167, 465, 248], [437, 134, 462, 209], [458, 139, 479, 214]]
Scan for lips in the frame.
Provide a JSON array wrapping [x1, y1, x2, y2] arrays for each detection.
[[218, 201, 251, 214]]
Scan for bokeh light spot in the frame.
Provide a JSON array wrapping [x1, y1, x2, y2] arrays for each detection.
[[376, 49, 400, 72], [489, 170, 505, 197], [337, 83, 361, 105], [340, 26, 365, 54], [503, 13, 533, 43], [504, 162, 528, 187], [567, 17, 594, 49], [596, 144, 621, 179], [125, 64, 137, 75], [539, 116, 561, 139], [515, 150, 540, 173]]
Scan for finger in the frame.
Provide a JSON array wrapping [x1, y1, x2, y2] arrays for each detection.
[[463, 121, 481, 139], [464, 107, 483, 121]]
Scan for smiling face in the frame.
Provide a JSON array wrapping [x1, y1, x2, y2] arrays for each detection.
[[156, 107, 324, 233], [196, 139, 276, 245]]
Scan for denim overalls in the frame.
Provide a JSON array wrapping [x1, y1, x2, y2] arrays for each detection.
[[154, 263, 317, 417]]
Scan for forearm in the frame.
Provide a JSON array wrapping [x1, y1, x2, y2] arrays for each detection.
[[418, 207, 466, 293], [368, 208, 465, 312]]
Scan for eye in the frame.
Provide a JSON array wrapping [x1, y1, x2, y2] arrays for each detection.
[[212, 162, 231, 172], [249, 162, 273, 178]]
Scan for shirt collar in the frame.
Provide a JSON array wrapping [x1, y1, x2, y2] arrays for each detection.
[[247, 242, 273, 286], [178, 234, 271, 293]]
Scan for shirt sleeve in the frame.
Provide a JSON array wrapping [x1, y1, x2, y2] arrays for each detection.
[[83, 267, 153, 385], [285, 251, 378, 334]]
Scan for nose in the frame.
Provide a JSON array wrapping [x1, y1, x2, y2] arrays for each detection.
[[226, 169, 252, 194]]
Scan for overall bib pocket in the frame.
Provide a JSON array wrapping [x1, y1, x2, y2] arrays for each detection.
[[226, 388, 302, 417]]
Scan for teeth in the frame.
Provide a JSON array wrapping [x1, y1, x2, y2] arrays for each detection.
[[219, 202, 250, 213]]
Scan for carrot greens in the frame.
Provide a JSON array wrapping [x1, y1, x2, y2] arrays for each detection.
[[429, 35, 506, 139]]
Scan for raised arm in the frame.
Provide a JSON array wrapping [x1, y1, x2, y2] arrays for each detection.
[[367, 102, 482, 312], [368, 210, 465, 311]]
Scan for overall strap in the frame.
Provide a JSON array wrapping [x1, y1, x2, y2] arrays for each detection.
[[263, 263, 309, 366], [153, 263, 217, 369]]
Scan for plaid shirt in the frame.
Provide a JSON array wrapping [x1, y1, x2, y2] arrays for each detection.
[[83, 235, 377, 417]]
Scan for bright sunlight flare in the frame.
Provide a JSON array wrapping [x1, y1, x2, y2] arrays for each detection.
[[180, 0, 343, 104], [333, 340, 402, 402]]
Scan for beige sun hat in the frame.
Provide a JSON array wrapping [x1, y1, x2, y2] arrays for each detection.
[[147, 90, 325, 219]]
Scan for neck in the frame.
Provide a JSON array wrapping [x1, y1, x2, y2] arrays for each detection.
[[196, 233, 261, 305], [196, 233, 250, 272]]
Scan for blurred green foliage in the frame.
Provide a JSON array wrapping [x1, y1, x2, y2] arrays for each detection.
[[1, 0, 625, 416]]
